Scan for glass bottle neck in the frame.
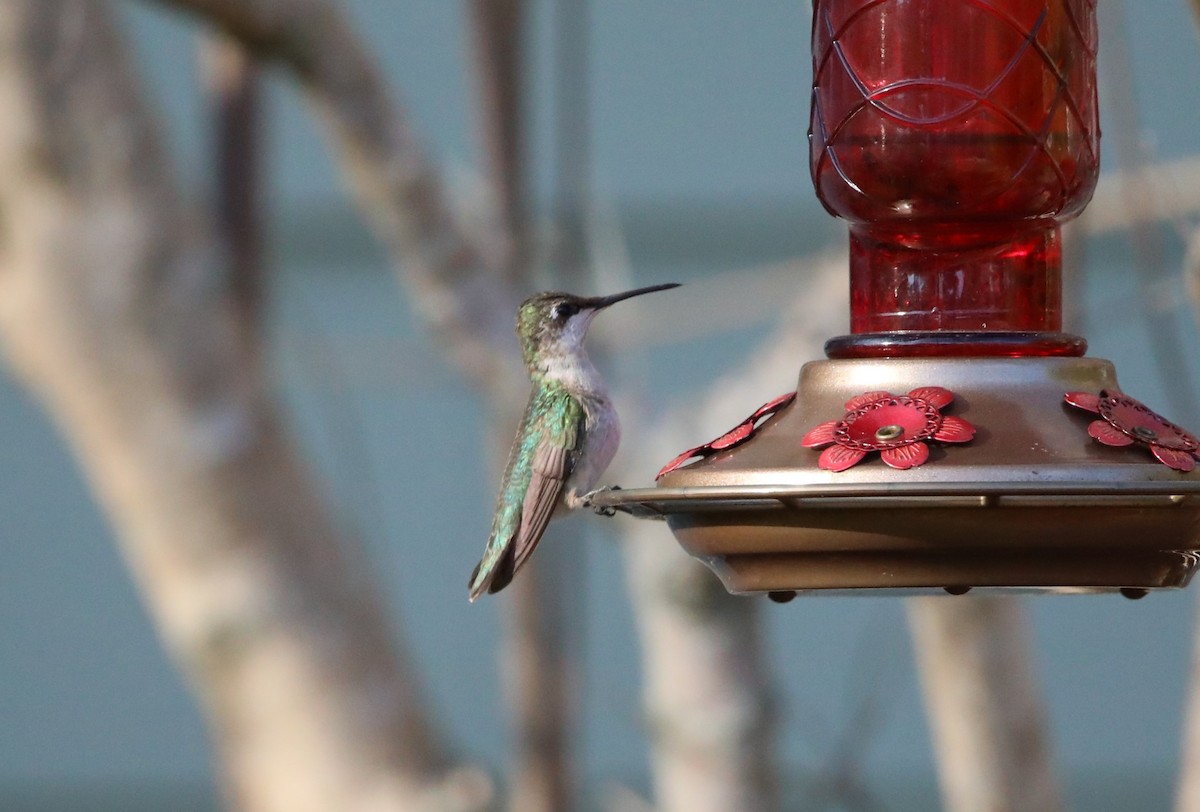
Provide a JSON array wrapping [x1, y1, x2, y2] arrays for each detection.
[[825, 222, 1086, 358]]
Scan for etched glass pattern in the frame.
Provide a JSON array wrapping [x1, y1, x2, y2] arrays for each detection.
[[809, 0, 1100, 345]]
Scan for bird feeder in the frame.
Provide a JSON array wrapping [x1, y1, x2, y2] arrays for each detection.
[[591, 0, 1200, 597]]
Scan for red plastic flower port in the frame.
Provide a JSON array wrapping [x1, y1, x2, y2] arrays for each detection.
[[657, 392, 796, 479], [1064, 390, 1200, 472], [802, 387, 975, 472]]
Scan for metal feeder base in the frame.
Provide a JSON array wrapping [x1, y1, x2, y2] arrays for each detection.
[[591, 357, 1200, 595]]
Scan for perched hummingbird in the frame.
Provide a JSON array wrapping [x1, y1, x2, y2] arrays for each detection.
[[468, 283, 681, 600]]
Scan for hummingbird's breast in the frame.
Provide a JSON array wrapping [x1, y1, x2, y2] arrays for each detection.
[[570, 392, 620, 498], [540, 349, 619, 500]]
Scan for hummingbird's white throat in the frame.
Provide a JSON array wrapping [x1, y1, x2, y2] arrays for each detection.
[[539, 308, 603, 393]]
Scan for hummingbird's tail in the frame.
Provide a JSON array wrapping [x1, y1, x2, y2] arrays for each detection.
[[468, 545, 517, 601]]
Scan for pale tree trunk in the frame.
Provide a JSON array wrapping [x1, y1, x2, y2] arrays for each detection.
[[909, 598, 1062, 812], [610, 258, 849, 812], [0, 3, 489, 811], [622, 527, 778, 812]]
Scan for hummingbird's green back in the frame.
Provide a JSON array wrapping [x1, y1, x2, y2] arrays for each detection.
[[469, 382, 584, 598]]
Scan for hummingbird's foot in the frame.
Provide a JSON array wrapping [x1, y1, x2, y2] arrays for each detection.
[[583, 485, 622, 516]]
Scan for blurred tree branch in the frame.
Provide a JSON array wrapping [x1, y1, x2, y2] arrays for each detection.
[[147, 0, 526, 401], [0, 2, 493, 812]]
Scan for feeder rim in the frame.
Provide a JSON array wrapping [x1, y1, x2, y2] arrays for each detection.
[[588, 481, 1200, 517]]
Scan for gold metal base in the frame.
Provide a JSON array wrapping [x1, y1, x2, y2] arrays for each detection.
[[592, 357, 1200, 595]]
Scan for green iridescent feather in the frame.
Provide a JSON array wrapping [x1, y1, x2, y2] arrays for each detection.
[[469, 382, 583, 597]]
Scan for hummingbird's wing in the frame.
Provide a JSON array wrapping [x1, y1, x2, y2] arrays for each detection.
[[469, 387, 584, 600]]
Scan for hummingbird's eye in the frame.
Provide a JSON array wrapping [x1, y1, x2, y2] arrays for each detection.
[[553, 303, 579, 321]]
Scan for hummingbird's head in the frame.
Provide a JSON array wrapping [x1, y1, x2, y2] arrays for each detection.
[[516, 283, 680, 372]]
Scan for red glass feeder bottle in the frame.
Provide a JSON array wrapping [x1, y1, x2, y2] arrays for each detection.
[[592, 1, 1200, 598], [811, 0, 1098, 358]]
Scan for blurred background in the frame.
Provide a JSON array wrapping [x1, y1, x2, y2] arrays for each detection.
[[2, 1, 1200, 810]]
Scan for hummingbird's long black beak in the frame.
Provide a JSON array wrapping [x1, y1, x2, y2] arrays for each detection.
[[586, 282, 681, 310]]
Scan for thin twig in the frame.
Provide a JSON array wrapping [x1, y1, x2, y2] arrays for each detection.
[[148, 0, 525, 400]]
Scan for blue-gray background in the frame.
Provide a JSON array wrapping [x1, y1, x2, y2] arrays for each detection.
[[3, 1, 1200, 809]]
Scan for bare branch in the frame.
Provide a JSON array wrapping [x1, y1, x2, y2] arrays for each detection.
[[148, 0, 525, 396], [0, 3, 489, 810]]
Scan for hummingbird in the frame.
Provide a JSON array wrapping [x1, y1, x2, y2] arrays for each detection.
[[468, 282, 681, 600]]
